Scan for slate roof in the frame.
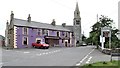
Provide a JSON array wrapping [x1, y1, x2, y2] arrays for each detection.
[[13, 18, 72, 32], [65, 26, 74, 32], [0, 35, 5, 40]]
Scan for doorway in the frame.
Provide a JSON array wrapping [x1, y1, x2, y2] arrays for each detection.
[[65, 42, 67, 47]]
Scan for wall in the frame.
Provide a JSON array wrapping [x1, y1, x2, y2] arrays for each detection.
[[16, 26, 45, 48], [16, 26, 75, 48]]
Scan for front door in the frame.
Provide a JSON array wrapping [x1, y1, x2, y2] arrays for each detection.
[[65, 42, 67, 47]]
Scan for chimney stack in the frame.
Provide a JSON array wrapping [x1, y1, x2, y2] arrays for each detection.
[[62, 23, 66, 27], [10, 11, 14, 21], [27, 14, 31, 22], [51, 19, 56, 26]]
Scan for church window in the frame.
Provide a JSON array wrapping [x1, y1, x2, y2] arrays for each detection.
[[76, 20, 80, 25], [77, 12, 79, 15]]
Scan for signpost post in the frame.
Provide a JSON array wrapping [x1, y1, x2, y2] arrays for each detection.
[[101, 26, 111, 61]]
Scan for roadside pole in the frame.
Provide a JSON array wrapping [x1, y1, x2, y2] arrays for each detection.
[[101, 27, 112, 61]]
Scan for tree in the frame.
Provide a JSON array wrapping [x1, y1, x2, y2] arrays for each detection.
[[82, 35, 87, 42], [87, 15, 120, 48]]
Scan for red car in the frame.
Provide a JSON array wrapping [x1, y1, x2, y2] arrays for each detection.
[[32, 42, 49, 49]]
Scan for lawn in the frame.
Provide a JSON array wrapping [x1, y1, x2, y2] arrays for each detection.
[[80, 60, 120, 68]]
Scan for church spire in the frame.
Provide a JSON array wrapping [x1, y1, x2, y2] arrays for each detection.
[[74, 2, 80, 19], [73, 2, 82, 45], [75, 2, 79, 12]]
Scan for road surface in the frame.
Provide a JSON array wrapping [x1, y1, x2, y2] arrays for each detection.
[[1, 46, 119, 66]]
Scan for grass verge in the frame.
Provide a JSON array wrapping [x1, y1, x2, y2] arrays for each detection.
[[80, 60, 120, 68]]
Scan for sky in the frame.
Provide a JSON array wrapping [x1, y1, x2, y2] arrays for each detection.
[[0, 0, 119, 37]]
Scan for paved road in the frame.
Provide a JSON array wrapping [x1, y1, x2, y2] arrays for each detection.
[[1, 46, 119, 66]]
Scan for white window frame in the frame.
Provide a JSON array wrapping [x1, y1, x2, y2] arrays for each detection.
[[37, 29, 42, 35], [22, 36, 28, 45], [22, 27, 28, 35]]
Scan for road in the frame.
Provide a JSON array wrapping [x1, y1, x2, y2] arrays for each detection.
[[1, 46, 119, 66]]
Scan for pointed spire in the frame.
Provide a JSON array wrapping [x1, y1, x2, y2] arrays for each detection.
[[74, 2, 80, 19], [6, 20, 9, 25], [11, 11, 14, 16], [75, 2, 79, 11], [6, 20, 9, 29]]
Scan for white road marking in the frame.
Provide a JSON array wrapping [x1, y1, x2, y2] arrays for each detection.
[[36, 54, 42, 56], [0, 63, 3, 65], [76, 49, 95, 66], [53, 51, 56, 52], [42, 53, 45, 55], [48, 52, 51, 54], [56, 50, 60, 52], [16, 51, 20, 52], [76, 63, 81, 66], [45, 53, 48, 54], [51, 51, 54, 53], [86, 56, 92, 64], [23, 52, 30, 54], [36, 50, 61, 56]]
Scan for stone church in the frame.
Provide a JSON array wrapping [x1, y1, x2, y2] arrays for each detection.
[[65, 2, 82, 45]]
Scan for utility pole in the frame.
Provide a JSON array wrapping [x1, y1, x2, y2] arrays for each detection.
[[97, 14, 98, 22]]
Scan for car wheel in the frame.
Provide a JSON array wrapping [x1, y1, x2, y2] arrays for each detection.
[[34, 46, 37, 48], [46, 47, 49, 49], [43, 47, 45, 49], [32, 45, 34, 47], [39, 47, 41, 49]]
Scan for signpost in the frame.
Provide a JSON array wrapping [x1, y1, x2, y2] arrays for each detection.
[[100, 36, 105, 50], [101, 26, 111, 49], [101, 26, 112, 61]]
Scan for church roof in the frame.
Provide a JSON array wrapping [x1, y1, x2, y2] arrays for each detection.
[[13, 18, 72, 32]]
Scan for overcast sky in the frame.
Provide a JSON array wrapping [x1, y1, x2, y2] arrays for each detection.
[[0, 0, 119, 37]]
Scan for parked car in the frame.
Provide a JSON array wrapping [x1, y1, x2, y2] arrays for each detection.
[[32, 42, 49, 49], [81, 42, 87, 46]]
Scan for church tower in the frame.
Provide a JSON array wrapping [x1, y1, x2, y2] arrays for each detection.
[[73, 2, 82, 45]]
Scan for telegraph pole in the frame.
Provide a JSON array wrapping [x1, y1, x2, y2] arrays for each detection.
[[97, 14, 98, 22]]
